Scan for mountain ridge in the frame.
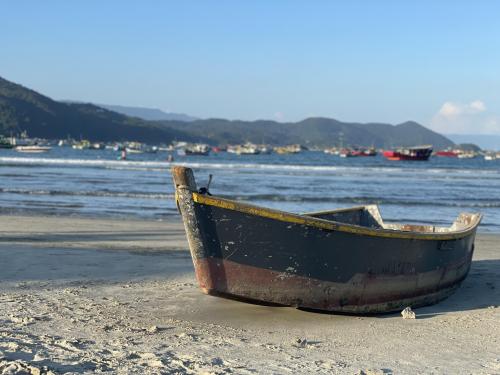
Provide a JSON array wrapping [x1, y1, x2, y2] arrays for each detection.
[[0, 76, 454, 148], [95, 103, 197, 122]]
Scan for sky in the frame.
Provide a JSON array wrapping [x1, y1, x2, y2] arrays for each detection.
[[1, 1, 499, 135]]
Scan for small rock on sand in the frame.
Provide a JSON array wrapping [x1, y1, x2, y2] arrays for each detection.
[[356, 369, 393, 375], [293, 338, 308, 348], [401, 306, 416, 319], [146, 325, 159, 334]]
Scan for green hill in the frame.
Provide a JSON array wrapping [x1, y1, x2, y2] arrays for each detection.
[[0, 76, 454, 148], [159, 117, 454, 148], [0, 76, 196, 143]]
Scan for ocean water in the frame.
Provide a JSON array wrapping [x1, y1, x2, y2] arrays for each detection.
[[1, 147, 499, 232]]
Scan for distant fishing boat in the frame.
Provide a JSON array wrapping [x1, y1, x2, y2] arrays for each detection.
[[339, 148, 356, 157], [258, 145, 272, 154], [125, 141, 144, 154], [360, 147, 377, 156], [484, 154, 496, 161], [457, 152, 476, 159], [274, 144, 302, 154], [227, 143, 260, 155], [72, 140, 91, 150], [184, 144, 210, 156], [339, 147, 377, 157], [172, 166, 481, 314], [383, 145, 432, 161], [89, 142, 106, 150], [435, 149, 459, 157], [15, 145, 51, 153], [324, 147, 339, 155], [0, 137, 14, 149]]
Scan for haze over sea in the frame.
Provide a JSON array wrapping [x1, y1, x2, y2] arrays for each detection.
[[1, 147, 499, 232]]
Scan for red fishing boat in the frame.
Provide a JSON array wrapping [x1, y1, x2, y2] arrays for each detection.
[[435, 150, 459, 157], [383, 145, 432, 161]]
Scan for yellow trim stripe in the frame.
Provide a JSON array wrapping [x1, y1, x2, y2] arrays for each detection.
[[192, 192, 479, 241]]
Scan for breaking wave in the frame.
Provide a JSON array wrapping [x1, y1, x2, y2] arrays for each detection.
[[1, 156, 499, 177], [0, 188, 173, 200]]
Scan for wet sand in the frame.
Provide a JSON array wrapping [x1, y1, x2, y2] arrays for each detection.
[[0, 215, 499, 374]]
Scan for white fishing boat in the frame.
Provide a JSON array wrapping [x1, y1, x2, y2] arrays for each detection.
[[185, 143, 210, 156], [457, 152, 476, 159], [72, 140, 91, 150], [484, 154, 496, 161], [126, 141, 144, 154], [15, 145, 52, 153], [228, 143, 260, 155]]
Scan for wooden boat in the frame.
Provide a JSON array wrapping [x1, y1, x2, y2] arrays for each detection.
[[383, 145, 432, 161], [172, 166, 481, 314]]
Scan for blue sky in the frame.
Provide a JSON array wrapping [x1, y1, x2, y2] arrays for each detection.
[[1, 1, 499, 134]]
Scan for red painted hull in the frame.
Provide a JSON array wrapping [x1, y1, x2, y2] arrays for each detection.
[[193, 257, 470, 313], [383, 149, 432, 161], [436, 151, 458, 157]]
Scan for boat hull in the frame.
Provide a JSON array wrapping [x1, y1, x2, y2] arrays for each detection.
[[195, 258, 464, 313], [172, 167, 480, 313], [189, 202, 475, 313], [383, 146, 432, 161], [383, 151, 431, 161], [436, 151, 459, 157]]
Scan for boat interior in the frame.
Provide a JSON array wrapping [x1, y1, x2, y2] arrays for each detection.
[[305, 205, 481, 233]]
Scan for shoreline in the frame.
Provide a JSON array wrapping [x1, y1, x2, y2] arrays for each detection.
[[1, 210, 499, 234], [0, 214, 499, 374]]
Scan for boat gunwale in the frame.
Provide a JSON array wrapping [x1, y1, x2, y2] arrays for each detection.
[[191, 192, 481, 241], [303, 205, 376, 216]]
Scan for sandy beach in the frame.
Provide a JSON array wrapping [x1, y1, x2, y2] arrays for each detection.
[[0, 215, 499, 374]]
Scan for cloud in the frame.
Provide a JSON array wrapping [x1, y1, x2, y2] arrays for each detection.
[[273, 112, 285, 122], [469, 100, 486, 112], [437, 102, 463, 117], [430, 100, 498, 135], [436, 100, 486, 118]]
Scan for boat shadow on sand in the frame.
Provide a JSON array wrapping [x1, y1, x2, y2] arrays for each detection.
[[411, 259, 500, 319]]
